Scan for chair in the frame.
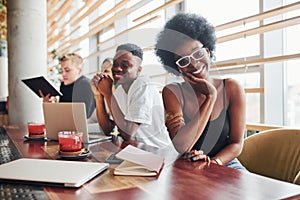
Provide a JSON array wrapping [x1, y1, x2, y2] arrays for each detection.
[[294, 171, 300, 185], [238, 128, 300, 185]]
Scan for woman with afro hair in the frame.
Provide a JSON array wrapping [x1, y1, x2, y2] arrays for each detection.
[[155, 13, 247, 171]]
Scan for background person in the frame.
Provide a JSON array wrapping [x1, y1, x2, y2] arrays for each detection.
[[88, 57, 114, 123], [100, 57, 113, 78], [155, 13, 247, 170], [40, 53, 95, 118]]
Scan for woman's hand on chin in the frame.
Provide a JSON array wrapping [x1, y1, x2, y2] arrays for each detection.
[[184, 73, 217, 96]]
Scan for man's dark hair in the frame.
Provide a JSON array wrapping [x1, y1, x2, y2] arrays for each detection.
[[116, 43, 143, 61]]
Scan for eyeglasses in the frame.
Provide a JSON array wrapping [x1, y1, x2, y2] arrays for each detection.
[[175, 48, 205, 68]]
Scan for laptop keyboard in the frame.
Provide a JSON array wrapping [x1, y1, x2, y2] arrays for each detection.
[[0, 183, 48, 200], [0, 126, 49, 200], [0, 128, 22, 165]]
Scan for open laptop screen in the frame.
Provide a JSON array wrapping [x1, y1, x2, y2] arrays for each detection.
[[43, 103, 111, 143]]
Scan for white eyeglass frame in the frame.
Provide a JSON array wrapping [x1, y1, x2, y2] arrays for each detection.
[[175, 48, 205, 68]]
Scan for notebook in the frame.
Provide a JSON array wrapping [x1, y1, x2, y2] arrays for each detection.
[[43, 102, 112, 144], [114, 145, 164, 177], [0, 158, 108, 187], [22, 76, 62, 97]]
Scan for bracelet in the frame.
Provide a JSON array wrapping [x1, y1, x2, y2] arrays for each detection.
[[212, 157, 223, 166]]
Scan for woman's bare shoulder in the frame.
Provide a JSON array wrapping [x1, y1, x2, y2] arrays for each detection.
[[163, 82, 182, 92], [223, 78, 245, 104], [224, 78, 244, 91]]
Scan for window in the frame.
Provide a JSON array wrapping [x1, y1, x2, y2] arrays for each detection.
[[186, 0, 261, 124], [286, 24, 300, 126], [284, 0, 300, 126], [127, 0, 167, 86]]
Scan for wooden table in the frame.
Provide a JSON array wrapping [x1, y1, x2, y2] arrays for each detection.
[[3, 125, 300, 200]]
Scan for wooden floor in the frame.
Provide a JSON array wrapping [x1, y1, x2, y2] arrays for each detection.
[[0, 113, 8, 126]]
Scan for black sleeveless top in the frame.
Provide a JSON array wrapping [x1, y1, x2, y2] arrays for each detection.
[[177, 80, 230, 157], [60, 76, 95, 118]]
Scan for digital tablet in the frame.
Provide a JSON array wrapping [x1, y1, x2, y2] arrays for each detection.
[[22, 76, 62, 97]]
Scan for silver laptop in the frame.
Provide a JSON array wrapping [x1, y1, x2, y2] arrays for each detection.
[[0, 158, 108, 187], [43, 102, 112, 144]]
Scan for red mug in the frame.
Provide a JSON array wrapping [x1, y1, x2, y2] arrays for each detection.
[[58, 131, 83, 155], [27, 122, 45, 137]]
